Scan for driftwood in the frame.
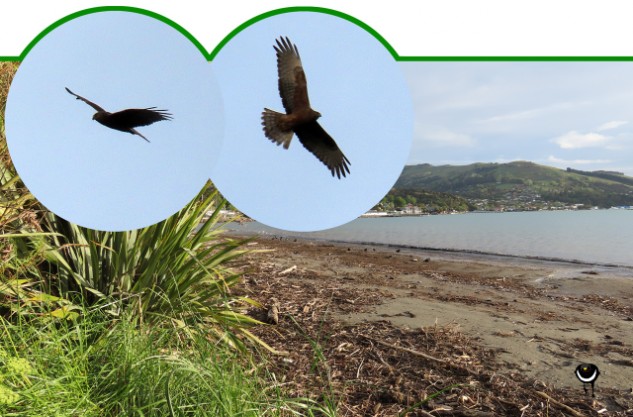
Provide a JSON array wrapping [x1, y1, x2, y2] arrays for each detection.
[[360, 334, 445, 363], [535, 391, 587, 417], [278, 265, 297, 276]]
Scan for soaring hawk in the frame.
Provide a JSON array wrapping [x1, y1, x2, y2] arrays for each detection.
[[261, 37, 351, 178], [65, 87, 172, 143]]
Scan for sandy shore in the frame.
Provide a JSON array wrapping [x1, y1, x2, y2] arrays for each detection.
[[233, 235, 633, 415]]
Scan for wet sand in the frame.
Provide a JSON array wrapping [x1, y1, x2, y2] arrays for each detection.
[[234, 235, 633, 415]]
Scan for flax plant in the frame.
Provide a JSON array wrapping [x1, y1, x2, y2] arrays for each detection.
[[40, 187, 266, 348]]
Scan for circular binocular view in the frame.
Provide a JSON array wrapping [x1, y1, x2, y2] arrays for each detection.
[[210, 11, 413, 232], [5, 11, 223, 231], [6, 10, 413, 233]]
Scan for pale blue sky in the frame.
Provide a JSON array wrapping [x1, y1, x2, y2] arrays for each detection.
[[210, 12, 413, 232], [403, 62, 633, 176], [5, 11, 223, 231]]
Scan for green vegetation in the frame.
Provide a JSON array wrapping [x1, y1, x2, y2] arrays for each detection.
[[375, 188, 474, 213], [394, 161, 633, 210], [1, 63, 334, 416], [0, 309, 290, 416], [565, 167, 633, 186], [39, 193, 263, 349]]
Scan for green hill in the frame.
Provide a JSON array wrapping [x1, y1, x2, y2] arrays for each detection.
[[393, 161, 633, 209], [376, 188, 475, 213]]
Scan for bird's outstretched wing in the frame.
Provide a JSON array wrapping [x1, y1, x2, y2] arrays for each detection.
[[65, 87, 106, 113], [274, 36, 310, 113], [293, 120, 351, 178], [108, 108, 172, 128]]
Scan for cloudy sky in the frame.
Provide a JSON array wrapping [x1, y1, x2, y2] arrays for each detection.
[[402, 62, 633, 176]]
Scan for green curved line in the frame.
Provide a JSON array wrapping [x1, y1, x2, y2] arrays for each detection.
[[16, 6, 210, 61], [208, 6, 398, 60], [1, 6, 633, 62], [398, 56, 633, 62]]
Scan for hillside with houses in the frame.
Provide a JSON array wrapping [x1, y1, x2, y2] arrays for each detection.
[[377, 161, 633, 214]]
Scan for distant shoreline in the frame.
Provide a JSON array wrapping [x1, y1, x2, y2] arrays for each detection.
[[229, 230, 633, 275], [361, 206, 633, 217]]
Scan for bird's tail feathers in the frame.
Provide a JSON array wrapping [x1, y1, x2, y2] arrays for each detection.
[[131, 128, 150, 143], [261, 108, 293, 149]]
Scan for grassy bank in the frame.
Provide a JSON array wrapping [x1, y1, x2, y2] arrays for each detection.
[[0, 308, 286, 416]]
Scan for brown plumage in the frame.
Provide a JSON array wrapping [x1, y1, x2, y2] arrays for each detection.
[[65, 87, 172, 143], [261, 37, 351, 179]]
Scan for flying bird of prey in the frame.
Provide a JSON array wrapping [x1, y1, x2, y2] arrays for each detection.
[[261, 36, 351, 179], [65, 87, 172, 143]]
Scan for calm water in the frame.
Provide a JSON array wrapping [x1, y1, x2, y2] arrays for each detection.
[[228, 210, 633, 267]]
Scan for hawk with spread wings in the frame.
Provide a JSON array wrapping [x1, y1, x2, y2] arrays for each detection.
[[65, 87, 172, 143], [261, 37, 351, 179]]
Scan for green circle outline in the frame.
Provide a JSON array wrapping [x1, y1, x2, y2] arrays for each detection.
[[1, 5, 631, 62]]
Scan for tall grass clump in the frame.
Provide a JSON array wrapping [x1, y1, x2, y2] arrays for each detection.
[[0, 308, 102, 415], [0, 304, 317, 417], [39, 187, 265, 348]]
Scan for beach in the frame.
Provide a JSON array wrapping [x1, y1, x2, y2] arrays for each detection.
[[233, 235, 633, 416]]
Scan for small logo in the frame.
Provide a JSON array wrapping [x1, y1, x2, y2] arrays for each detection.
[[575, 363, 600, 397]]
